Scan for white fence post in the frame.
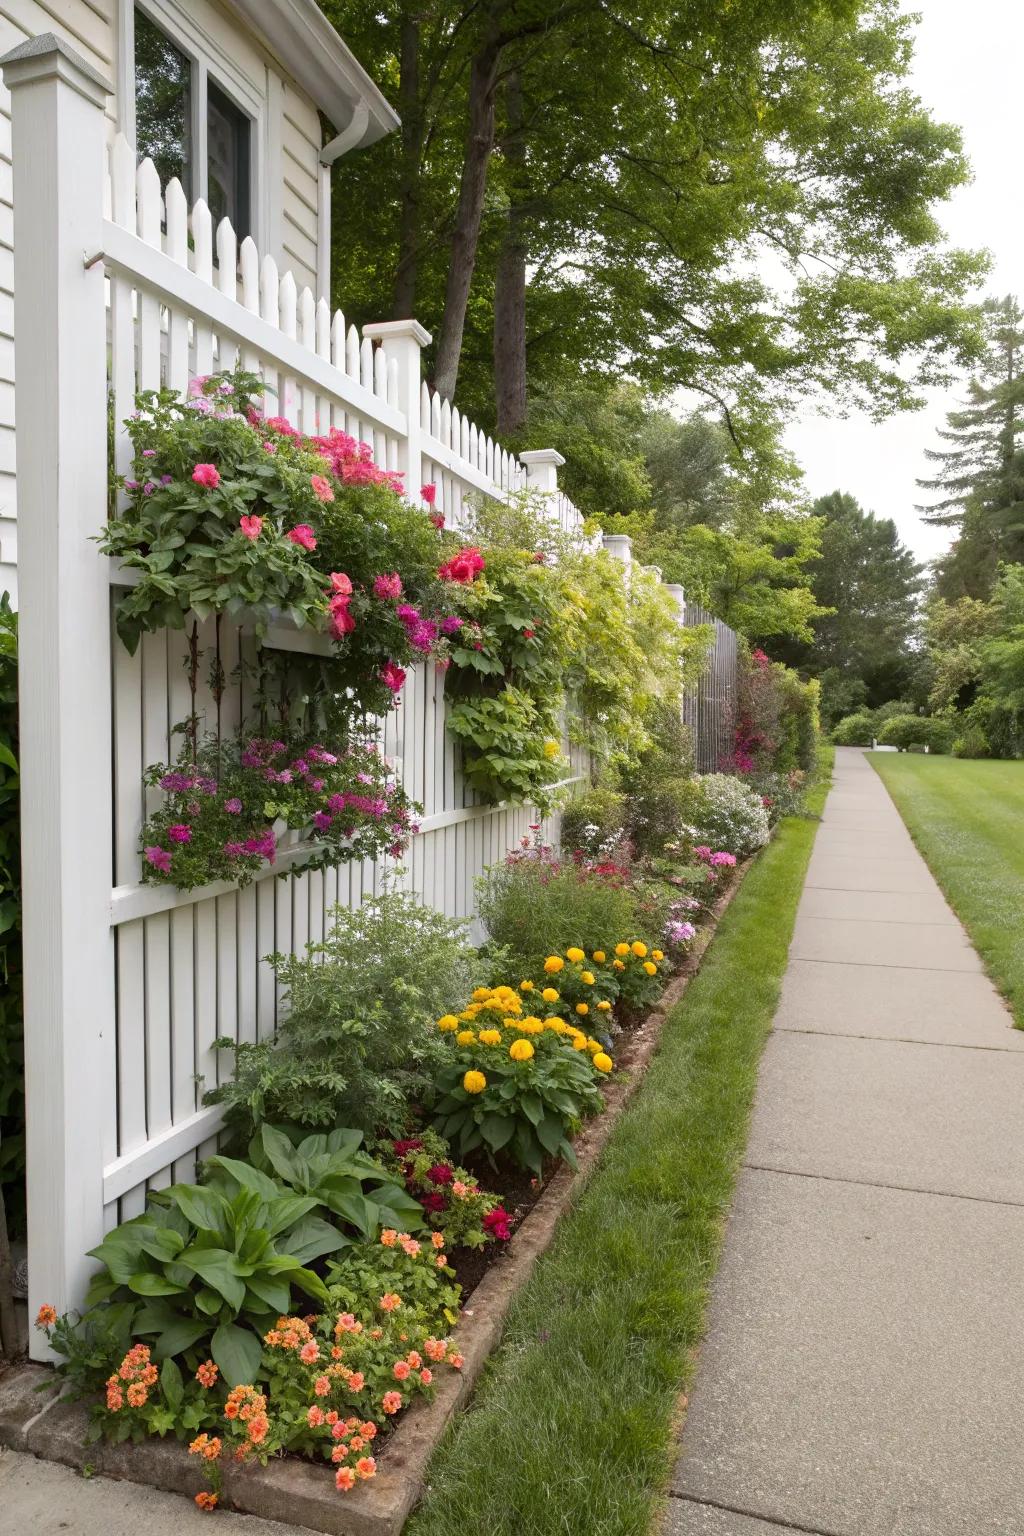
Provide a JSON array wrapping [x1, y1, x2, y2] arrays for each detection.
[[362, 319, 431, 502], [603, 532, 633, 570], [1, 34, 115, 1351], [665, 580, 687, 622], [520, 448, 564, 496]]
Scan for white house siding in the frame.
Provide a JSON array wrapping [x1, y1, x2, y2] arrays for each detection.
[[0, 0, 329, 602]]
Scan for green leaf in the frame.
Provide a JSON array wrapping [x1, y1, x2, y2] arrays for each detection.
[[165, 1184, 229, 1237], [257, 1125, 306, 1187], [244, 1274, 290, 1315], [87, 1228, 147, 1285], [138, 1227, 186, 1264], [204, 1155, 280, 1202], [535, 1113, 565, 1156], [285, 1214, 349, 1265], [480, 1112, 515, 1151], [152, 1318, 209, 1360], [211, 1322, 263, 1388], [177, 1247, 246, 1312], [128, 1271, 187, 1297], [160, 1357, 184, 1411], [263, 1194, 320, 1240], [519, 1092, 543, 1127]]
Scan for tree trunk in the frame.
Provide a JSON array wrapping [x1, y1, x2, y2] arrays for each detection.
[[494, 68, 528, 435], [392, 5, 423, 319], [432, 44, 501, 403]]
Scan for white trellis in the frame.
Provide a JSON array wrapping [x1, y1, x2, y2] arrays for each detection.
[[2, 33, 735, 1354]]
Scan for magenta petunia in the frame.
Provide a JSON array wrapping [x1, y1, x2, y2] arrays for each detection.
[[144, 846, 172, 873]]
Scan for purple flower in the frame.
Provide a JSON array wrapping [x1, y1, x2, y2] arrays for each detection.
[[223, 797, 242, 814], [167, 823, 192, 843], [197, 777, 218, 794], [243, 829, 277, 864], [310, 778, 324, 792], [666, 920, 696, 944], [396, 604, 419, 623], [124, 479, 138, 491], [142, 449, 157, 458], [143, 481, 156, 495], [223, 841, 246, 858], [440, 616, 463, 635], [145, 846, 172, 872], [160, 474, 173, 486], [186, 396, 213, 415], [159, 772, 195, 792], [313, 811, 333, 832]]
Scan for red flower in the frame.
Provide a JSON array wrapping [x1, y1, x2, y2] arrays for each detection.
[[430, 512, 445, 530], [287, 524, 317, 550], [522, 628, 536, 639], [192, 463, 220, 489], [420, 1192, 447, 1213], [425, 1163, 454, 1186], [380, 661, 406, 694], [438, 546, 485, 583], [421, 483, 437, 505], [392, 1138, 423, 1156], [483, 1206, 511, 1241]]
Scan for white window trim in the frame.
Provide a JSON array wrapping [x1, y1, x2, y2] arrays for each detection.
[[117, 0, 268, 248]]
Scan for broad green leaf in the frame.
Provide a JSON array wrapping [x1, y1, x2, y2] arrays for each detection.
[[480, 1112, 515, 1151], [284, 1214, 349, 1265], [535, 1113, 564, 1156], [151, 1317, 209, 1360], [204, 1156, 279, 1202], [263, 1194, 319, 1240], [165, 1184, 229, 1237], [160, 1357, 184, 1410], [211, 1321, 262, 1388], [127, 1271, 187, 1297], [177, 1247, 246, 1312], [244, 1274, 290, 1315], [257, 1125, 306, 1187]]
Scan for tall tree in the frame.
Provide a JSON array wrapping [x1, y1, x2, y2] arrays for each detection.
[[323, 0, 985, 446], [918, 295, 1024, 597]]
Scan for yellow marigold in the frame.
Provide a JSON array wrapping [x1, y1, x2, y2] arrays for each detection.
[[509, 1038, 535, 1062], [631, 942, 648, 958], [478, 1029, 502, 1046], [572, 1036, 589, 1051], [543, 739, 560, 758], [463, 1070, 486, 1094], [483, 997, 506, 1012], [597, 1000, 612, 1012], [652, 949, 665, 961], [586, 1038, 602, 1052], [575, 1002, 589, 1016], [541, 986, 560, 1003], [456, 1030, 477, 1046], [519, 979, 535, 992], [520, 1016, 545, 1034], [643, 960, 657, 975], [472, 987, 491, 1002], [592, 950, 606, 963], [614, 943, 630, 958], [545, 1018, 568, 1033], [437, 1015, 459, 1032], [543, 955, 564, 973], [581, 971, 595, 985], [593, 1052, 613, 1074], [566, 947, 585, 963], [612, 959, 625, 971]]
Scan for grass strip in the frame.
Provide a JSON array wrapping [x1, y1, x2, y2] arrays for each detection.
[[406, 759, 831, 1536], [871, 754, 1024, 1028]]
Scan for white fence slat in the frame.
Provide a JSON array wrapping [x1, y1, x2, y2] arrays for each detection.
[[163, 178, 189, 391], [190, 198, 214, 377], [217, 218, 239, 372], [136, 159, 162, 391]]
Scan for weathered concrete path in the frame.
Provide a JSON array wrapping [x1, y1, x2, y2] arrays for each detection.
[[668, 746, 1024, 1536]]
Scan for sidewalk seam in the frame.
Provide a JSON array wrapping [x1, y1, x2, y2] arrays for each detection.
[[786, 955, 982, 977], [668, 1490, 850, 1536], [773, 1025, 1023, 1054], [742, 1161, 1024, 1210]]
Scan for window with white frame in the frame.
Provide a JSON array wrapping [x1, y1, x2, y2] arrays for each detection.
[[132, 4, 254, 242]]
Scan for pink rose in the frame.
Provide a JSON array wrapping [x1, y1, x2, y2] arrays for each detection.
[[330, 603, 356, 638], [329, 572, 353, 598], [380, 662, 406, 694], [373, 572, 403, 600], [287, 524, 317, 551], [239, 515, 263, 541], [191, 463, 220, 488], [421, 483, 437, 505]]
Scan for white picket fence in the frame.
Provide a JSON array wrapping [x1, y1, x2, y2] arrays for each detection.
[[2, 35, 729, 1351]]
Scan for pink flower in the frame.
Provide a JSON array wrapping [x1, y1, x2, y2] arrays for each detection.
[[381, 1391, 402, 1415], [310, 474, 335, 503], [419, 1368, 433, 1385], [380, 662, 406, 694], [167, 823, 192, 844], [299, 1341, 320, 1364], [392, 1360, 411, 1381], [430, 511, 445, 530], [223, 797, 242, 814], [438, 547, 485, 583], [373, 572, 403, 600], [348, 1371, 365, 1392], [421, 483, 437, 505], [330, 604, 356, 639], [191, 463, 220, 488], [329, 572, 353, 598], [239, 515, 263, 541], [144, 846, 172, 873], [264, 415, 297, 436], [314, 1375, 331, 1397], [287, 524, 317, 551]]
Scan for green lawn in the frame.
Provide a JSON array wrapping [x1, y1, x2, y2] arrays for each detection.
[[406, 760, 832, 1536], [871, 754, 1024, 1028]]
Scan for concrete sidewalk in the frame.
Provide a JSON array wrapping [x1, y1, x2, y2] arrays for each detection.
[[667, 747, 1024, 1536]]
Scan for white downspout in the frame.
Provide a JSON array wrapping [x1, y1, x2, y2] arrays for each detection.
[[317, 102, 369, 302]]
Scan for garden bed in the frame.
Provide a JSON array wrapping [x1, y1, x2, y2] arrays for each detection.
[[0, 860, 753, 1536]]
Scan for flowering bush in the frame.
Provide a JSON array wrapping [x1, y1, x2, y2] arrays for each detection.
[[141, 734, 419, 888], [689, 773, 771, 856], [730, 646, 819, 778], [373, 1130, 507, 1250], [431, 984, 609, 1173], [210, 888, 486, 1138]]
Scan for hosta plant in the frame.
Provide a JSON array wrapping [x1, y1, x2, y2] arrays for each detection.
[[431, 985, 609, 1174], [81, 1182, 341, 1386]]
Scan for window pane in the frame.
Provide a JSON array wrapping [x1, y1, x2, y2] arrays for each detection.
[[134, 8, 191, 193], [207, 81, 251, 240]]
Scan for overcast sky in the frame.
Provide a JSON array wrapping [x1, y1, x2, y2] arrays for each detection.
[[784, 0, 1022, 567]]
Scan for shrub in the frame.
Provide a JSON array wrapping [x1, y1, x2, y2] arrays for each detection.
[[430, 986, 608, 1174], [689, 773, 771, 856], [559, 786, 626, 859], [878, 714, 953, 753], [732, 647, 819, 775], [209, 890, 485, 1137], [371, 1130, 505, 1251], [475, 852, 640, 974], [832, 712, 875, 746], [626, 774, 699, 858]]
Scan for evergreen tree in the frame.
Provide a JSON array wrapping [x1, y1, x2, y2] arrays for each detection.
[[918, 295, 1024, 597]]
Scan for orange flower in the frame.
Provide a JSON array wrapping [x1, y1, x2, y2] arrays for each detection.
[[314, 1375, 331, 1397], [448, 1351, 464, 1369], [195, 1361, 219, 1389], [126, 1382, 148, 1408], [195, 1491, 219, 1512], [380, 1229, 398, 1247], [35, 1304, 57, 1329], [420, 1368, 433, 1385], [348, 1371, 365, 1393], [248, 1415, 269, 1445], [431, 1232, 445, 1249], [381, 1390, 403, 1414], [335, 1466, 357, 1492], [407, 1350, 422, 1369], [361, 1422, 378, 1440], [393, 1360, 411, 1380], [356, 1456, 377, 1480], [379, 1292, 402, 1312]]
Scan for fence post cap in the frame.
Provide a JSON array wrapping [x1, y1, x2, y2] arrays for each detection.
[[519, 448, 566, 468], [363, 318, 432, 348], [664, 581, 685, 597], [1, 32, 113, 101]]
